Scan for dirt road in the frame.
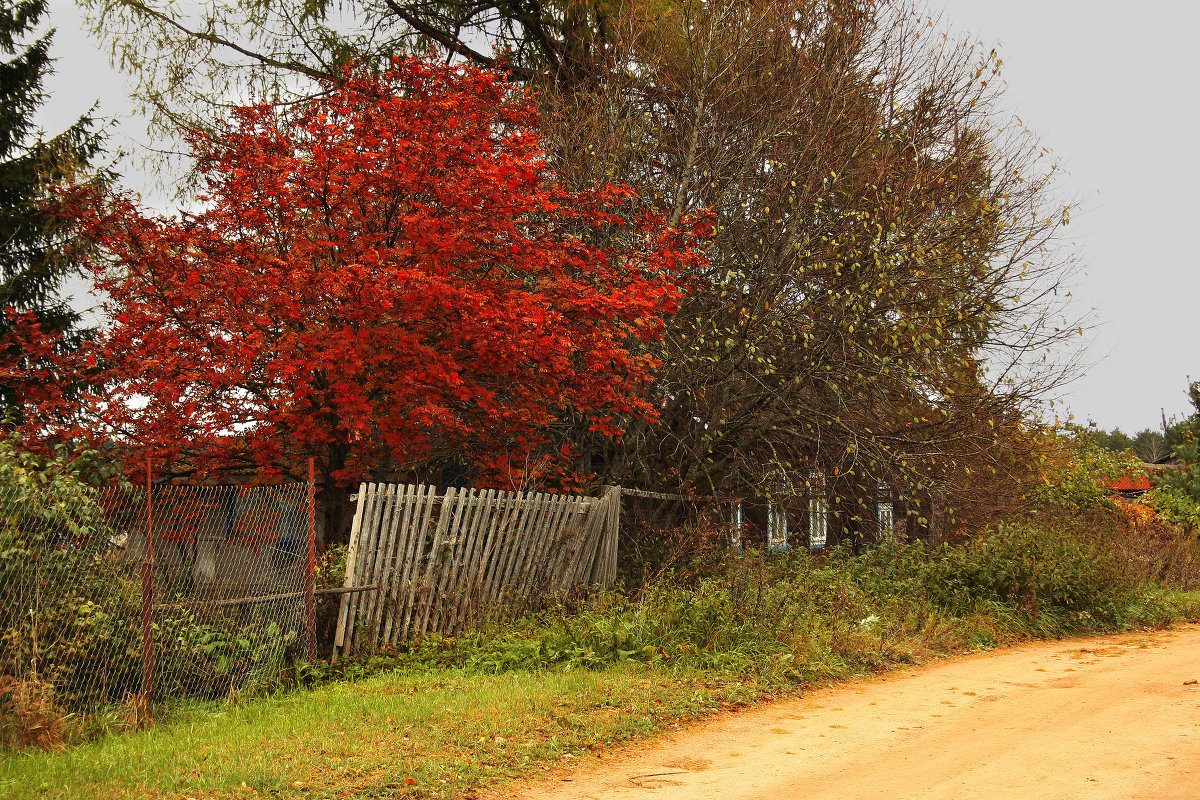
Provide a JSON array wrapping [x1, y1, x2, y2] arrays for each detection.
[[504, 625, 1200, 800]]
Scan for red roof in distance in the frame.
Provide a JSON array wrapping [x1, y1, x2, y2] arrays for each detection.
[[1101, 475, 1153, 492]]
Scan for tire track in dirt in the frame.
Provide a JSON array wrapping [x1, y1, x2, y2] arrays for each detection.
[[499, 624, 1200, 800]]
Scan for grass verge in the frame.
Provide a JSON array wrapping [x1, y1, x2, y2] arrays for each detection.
[[0, 667, 773, 800]]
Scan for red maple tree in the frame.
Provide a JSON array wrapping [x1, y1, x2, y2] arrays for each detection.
[[25, 57, 707, 488]]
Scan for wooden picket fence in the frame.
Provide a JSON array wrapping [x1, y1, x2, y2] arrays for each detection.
[[332, 484, 620, 658]]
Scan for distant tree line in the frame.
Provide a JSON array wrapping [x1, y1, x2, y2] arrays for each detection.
[[1089, 381, 1200, 463], [1089, 427, 1170, 464], [1089, 381, 1200, 512]]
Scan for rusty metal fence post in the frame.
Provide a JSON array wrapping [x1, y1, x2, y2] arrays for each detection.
[[139, 458, 155, 722], [304, 457, 317, 661]]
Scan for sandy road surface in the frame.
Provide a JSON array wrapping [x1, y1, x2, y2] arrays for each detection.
[[502, 625, 1200, 800]]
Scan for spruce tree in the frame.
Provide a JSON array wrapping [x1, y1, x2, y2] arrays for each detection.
[[0, 0, 104, 345]]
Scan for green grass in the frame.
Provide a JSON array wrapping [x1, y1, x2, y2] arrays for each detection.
[[0, 667, 773, 800]]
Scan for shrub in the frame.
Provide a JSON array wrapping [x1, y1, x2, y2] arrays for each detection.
[[1102, 497, 1200, 590], [1143, 486, 1200, 532], [155, 614, 299, 699], [1032, 428, 1145, 512], [0, 436, 144, 716]]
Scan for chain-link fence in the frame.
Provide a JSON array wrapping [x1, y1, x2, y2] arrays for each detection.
[[0, 476, 315, 726]]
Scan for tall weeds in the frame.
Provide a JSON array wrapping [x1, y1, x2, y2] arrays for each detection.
[[0, 678, 69, 751], [318, 508, 1200, 689]]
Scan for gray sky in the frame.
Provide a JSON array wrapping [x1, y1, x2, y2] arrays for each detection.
[[36, 1, 1200, 434], [941, 1, 1200, 434]]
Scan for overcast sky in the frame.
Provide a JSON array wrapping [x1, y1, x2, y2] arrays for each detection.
[[36, 1, 1200, 435]]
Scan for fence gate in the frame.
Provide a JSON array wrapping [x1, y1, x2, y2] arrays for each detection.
[[332, 484, 619, 658]]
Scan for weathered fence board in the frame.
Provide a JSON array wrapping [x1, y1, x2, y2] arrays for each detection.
[[332, 484, 620, 659]]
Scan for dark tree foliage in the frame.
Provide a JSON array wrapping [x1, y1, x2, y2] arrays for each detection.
[[1155, 382, 1200, 503], [1090, 427, 1135, 455], [0, 0, 105, 353], [1162, 382, 1200, 453]]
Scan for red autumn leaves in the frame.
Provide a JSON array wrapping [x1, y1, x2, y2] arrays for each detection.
[[11, 57, 708, 485]]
